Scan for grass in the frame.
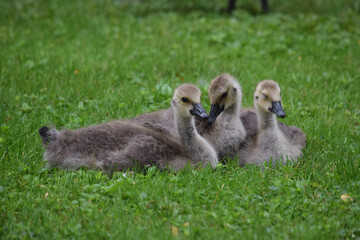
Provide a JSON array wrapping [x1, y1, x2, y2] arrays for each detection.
[[1, 0, 360, 239]]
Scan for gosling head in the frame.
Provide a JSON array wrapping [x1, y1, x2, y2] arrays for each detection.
[[254, 80, 286, 118], [207, 73, 242, 124], [171, 84, 208, 120]]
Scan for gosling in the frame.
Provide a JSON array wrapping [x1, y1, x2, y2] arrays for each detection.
[[199, 73, 247, 160], [39, 84, 218, 171], [239, 80, 306, 166]]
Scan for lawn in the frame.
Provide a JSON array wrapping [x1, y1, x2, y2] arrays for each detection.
[[1, 0, 360, 239]]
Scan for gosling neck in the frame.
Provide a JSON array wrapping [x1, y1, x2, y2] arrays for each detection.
[[256, 105, 278, 130], [174, 111, 198, 145], [174, 110, 218, 167], [218, 97, 242, 124]]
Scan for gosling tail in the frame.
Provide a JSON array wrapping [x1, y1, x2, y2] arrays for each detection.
[[39, 126, 57, 145]]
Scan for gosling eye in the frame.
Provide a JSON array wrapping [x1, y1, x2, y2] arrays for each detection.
[[255, 96, 259, 100], [221, 92, 228, 98], [262, 93, 268, 99], [181, 97, 188, 103]]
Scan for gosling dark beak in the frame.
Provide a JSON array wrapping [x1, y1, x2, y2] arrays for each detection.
[[269, 101, 286, 118], [190, 103, 208, 120], [207, 103, 225, 125]]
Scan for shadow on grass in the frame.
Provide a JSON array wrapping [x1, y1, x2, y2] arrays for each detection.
[[116, 0, 359, 17]]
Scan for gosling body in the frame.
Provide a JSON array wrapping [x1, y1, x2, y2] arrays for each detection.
[[105, 84, 218, 171]]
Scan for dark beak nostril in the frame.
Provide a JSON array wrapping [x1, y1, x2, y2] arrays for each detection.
[[190, 103, 208, 120], [269, 101, 286, 118], [207, 103, 225, 125]]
